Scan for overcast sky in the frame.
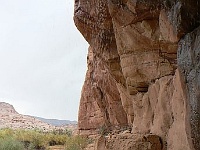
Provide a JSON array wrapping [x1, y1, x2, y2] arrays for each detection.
[[0, 0, 88, 121]]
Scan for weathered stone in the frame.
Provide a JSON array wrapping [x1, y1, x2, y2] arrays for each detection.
[[78, 46, 128, 135], [178, 26, 200, 150], [95, 134, 162, 150], [74, 0, 200, 149]]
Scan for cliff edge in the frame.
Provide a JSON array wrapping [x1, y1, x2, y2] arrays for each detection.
[[74, 0, 200, 150]]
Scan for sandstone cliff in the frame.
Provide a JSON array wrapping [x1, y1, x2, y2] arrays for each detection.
[[74, 0, 200, 150]]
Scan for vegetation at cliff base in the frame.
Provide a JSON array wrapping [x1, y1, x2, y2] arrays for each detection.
[[0, 128, 88, 150]]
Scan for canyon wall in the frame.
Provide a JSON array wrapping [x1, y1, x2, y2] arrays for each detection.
[[74, 0, 200, 149]]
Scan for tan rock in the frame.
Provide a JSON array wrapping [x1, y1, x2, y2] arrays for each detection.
[[74, 0, 200, 149], [78, 46, 128, 135], [95, 134, 162, 150]]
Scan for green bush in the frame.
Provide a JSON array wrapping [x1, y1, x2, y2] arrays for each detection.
[[0, 137, 25, 150], [47, 132, 68, 146], [0, 128, 14, 138], [64, 129, 72, 137], [13, 129, 48, 149], [65, 135, 88, 150], [0, 128, 89, 150]]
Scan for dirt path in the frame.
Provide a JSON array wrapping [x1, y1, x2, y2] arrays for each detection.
[[49, 145, 65, 150]]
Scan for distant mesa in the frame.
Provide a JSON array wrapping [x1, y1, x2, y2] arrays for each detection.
[[0, 102, 77, 132], [0, 102, 18, 114], [33, 116, 77, 126]]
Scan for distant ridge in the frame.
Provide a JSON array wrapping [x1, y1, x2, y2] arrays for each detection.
[[0, 102, 77, 132], [0, 102, 55, 131], [34, 116, 77, 126]]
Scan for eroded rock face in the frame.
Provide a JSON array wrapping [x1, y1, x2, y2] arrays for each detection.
[[78, 46, 128, 136], [96, 134, 162, 150], [74, 0, 200, 149], [178, 26, 200, 150]]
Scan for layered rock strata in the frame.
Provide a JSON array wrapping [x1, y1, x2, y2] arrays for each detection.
[[74, 0, 200, 149]]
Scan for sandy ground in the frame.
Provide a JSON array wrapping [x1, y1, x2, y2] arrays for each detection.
[[49, 145, 65, 150]]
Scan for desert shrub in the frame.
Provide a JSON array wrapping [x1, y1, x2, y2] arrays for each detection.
[[29, 131, 47, 149], [51, 128, 73, 137], [52, 134, 68, 145], [0, 128, 88, 150], [98, 125, 108, 136], [47, 132, 68, 146], [14, 129, 48, 149], [0, 128, 49, 149], [0, 128, 14, 138], [0, 137, 25, 150], [65, 135, 88, 150], [65, 129, 73, 137]]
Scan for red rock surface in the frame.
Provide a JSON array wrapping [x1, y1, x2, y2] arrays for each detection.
[[74, 0, 200, 149]]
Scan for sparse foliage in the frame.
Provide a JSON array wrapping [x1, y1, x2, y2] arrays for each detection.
[[0, 128, 88, 150], [98, 125, 108, 136], [0, 137, 25, 150], [65, 135, 88, 150]]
